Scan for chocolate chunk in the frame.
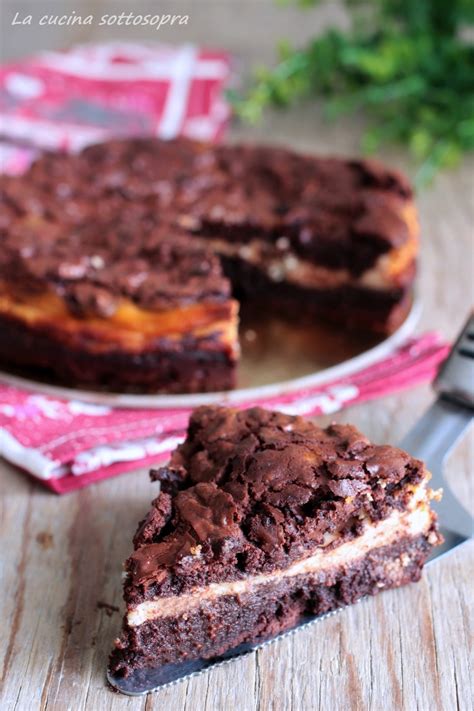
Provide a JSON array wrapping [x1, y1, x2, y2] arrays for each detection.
[[175, 483, 242, 542], [133, 493, 173, 548]]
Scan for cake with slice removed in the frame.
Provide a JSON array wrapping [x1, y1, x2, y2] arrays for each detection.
[[0, 137, 417, 393], [108, 405, 442, 689]]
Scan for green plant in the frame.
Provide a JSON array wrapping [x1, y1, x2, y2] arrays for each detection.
[[231, 0, 474, 185]]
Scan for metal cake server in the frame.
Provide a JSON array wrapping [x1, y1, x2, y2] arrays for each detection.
[[399, 311, 473, 557], [108, 314, 473, 696]]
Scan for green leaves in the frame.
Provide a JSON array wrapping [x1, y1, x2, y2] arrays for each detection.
[[233, 0, 474, 185]]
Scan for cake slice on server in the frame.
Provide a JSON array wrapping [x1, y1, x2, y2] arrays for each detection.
[[108, 406, 442, 692]]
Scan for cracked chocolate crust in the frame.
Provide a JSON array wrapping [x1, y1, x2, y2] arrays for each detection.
[[125, 406, 430, 602]]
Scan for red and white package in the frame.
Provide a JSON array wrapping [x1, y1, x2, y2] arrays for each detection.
[[0, 41, 232, 171]]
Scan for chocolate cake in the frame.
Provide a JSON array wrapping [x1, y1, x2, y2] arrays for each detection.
[[109, 406, 441, 688], [0, 138, 418, 393]]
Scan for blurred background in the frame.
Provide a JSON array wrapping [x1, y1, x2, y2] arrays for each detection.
[[0, 1, 380, 181], [2, 0, 473, 180], [1, 1, 348, 64]]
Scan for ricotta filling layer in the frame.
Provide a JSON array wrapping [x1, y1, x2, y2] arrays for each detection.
[[127, 502, 433, 627], [0, 288, 239, 352], [208, 202, 418, 291], [211, 238, 416, 290]]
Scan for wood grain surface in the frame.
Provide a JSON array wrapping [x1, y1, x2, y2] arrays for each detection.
[[1, 3, 473, 709]]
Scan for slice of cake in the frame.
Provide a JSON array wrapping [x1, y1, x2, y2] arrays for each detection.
[[109, 406, 441, 689], [0, 137, 417, 393], [0, 213, 238, 393]]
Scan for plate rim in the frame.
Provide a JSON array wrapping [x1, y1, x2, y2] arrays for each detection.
[[0, 297, 422, 409]]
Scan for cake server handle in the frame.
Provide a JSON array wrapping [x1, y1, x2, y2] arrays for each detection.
[[399, 313, 474, 540]]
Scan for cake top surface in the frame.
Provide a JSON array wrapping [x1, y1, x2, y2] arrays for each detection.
[[128, 406, 426, 596], [0, 138, 413, 317], [0, 212, 230, 316]]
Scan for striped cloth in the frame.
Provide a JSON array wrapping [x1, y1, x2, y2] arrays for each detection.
[[0, 41, 231, 172], [0, 334, 448, 493]]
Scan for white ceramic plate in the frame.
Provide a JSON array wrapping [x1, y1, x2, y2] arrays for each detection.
[[0, 298, 421, 409]]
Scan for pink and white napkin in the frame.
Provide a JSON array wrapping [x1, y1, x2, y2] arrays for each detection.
[[0, 334, 448, 493]]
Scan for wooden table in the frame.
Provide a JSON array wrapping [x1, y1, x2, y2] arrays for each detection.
[[1, 7, 473, 705]]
